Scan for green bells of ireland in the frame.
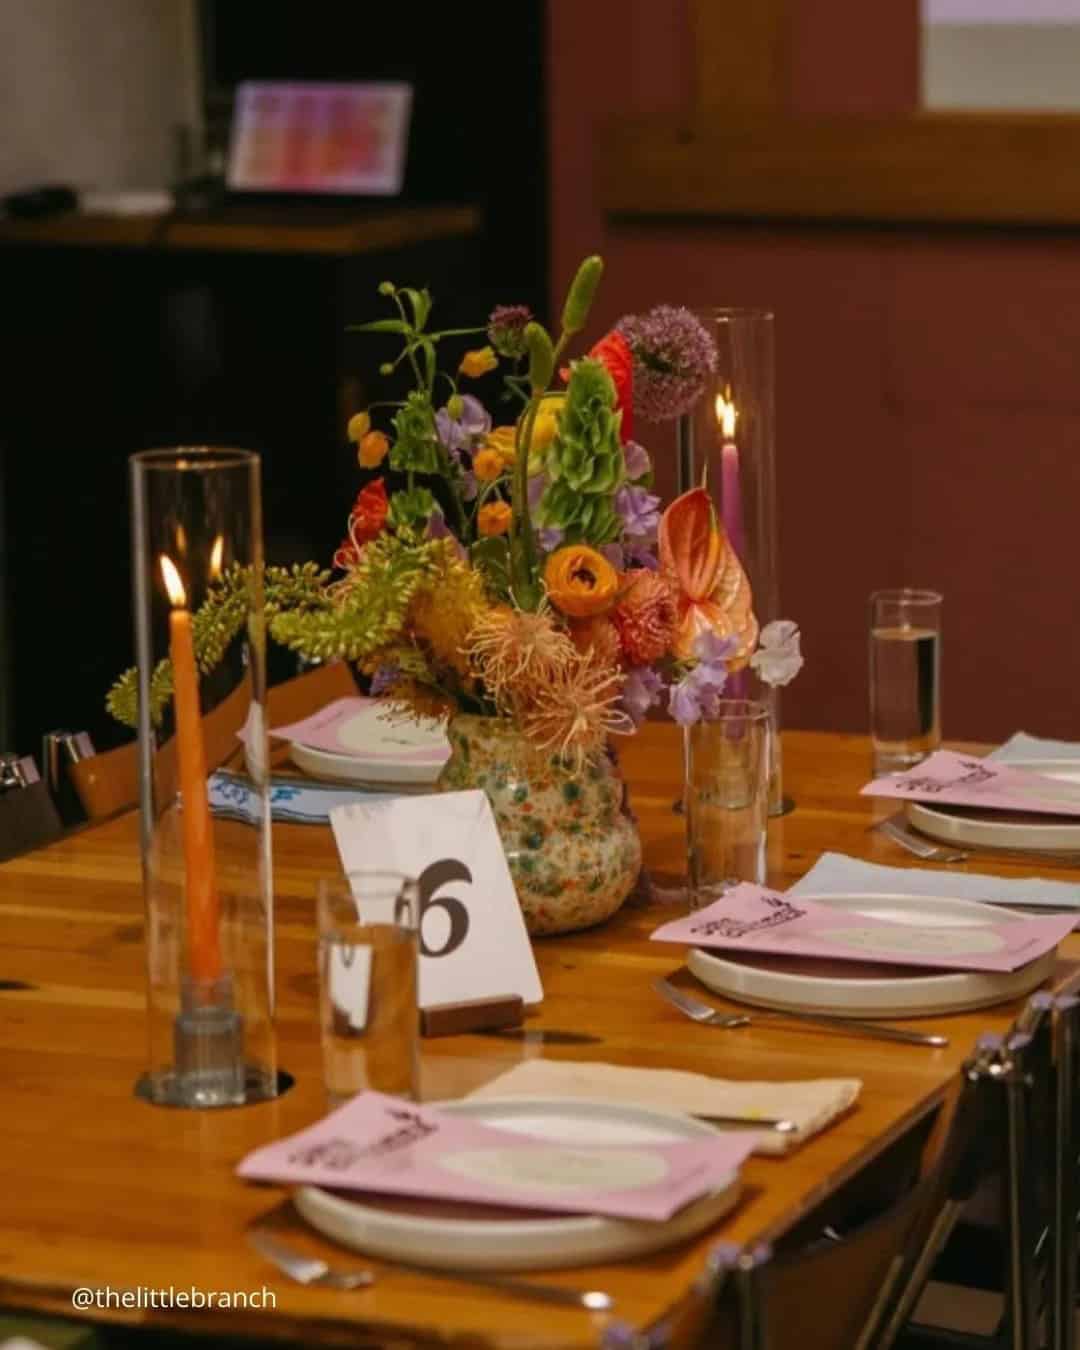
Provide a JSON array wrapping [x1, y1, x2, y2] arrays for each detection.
[[537, 358, 624, 546]]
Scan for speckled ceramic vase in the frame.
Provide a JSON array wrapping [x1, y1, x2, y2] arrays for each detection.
[[437, 715, 642, 937]]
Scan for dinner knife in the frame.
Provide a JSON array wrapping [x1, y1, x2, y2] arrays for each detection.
[[475, 1027, 604, 1045]]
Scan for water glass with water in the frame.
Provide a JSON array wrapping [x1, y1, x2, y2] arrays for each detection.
[[317, 871, 419, 1104], [686, 700, 771, 908], [869, 589, 942, 775]]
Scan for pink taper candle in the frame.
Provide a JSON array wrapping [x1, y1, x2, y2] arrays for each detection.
[[716, 393, 746, 564]]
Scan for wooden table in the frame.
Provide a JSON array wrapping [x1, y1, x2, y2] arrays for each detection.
[[2, 727, 1076, 1347]]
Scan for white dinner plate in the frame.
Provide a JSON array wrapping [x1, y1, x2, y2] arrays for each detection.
[[288, 704, 449, 788], [294, 1097, 743, 1272], [687, 892, 1057, 1018], [906, 758, 1080, 852]]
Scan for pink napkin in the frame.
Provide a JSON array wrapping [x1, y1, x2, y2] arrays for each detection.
[[862, 749, 1080, 816]]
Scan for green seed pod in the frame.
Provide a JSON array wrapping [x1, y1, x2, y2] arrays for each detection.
[[379, 362, 394, 376], [378, 281, 396, 296], [447, 394, 464, 420], [525, 322, 555, 393], [560, 255, 604, 335]]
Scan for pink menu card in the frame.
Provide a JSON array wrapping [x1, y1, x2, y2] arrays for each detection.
[[861, 750, 1080, 816], [651, 883, 1075, 973], [237, 1092, 757, 1223]]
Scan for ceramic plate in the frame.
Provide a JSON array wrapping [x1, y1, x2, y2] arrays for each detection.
[[294, 1097, 742, 1272], [688, 892, 1056, 1018], [288, 704, 449, 787], [906, 758, 1080, 852]]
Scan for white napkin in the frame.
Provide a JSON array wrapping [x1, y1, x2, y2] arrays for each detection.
[[466, 1059, 860, 1157], [989, 732, 1080, 763], [790, 851, 1080, 911]]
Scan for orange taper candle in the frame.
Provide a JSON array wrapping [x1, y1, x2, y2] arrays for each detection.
[[161, 555, 222, 985]]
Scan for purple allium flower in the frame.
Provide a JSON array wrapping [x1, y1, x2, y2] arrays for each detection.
[[538, 524, 564, 552], [614, 484, 661, 539], [435, 395, 491, 454], [370, 665, 400, 696], [669, 631, 740, 725], [615, 305, 718, 423], [623, 666, 665, 726], [623, 440, 651, 480], [487, 304, 533, 359]]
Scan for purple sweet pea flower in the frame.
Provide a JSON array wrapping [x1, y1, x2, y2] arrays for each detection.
[[461, 471, 479, 502], [749, 619, 804, 687], [614, 484, 661, 539], [527, 472, 547, 510], [425, 507, 467, 559], [694, 630, 740, 666], [622, 666, 665, 726], [669, 631, 740, 725], [624, 543, 659, 571], [622, 440, 651, 480], [538, 525, 564, 552], [600, 542, 625, 569], [436, 395, 491, 455], [369, 665, 400, 696]]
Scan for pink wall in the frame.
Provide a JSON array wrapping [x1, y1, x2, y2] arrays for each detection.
[[548, 0, 1080, 741]]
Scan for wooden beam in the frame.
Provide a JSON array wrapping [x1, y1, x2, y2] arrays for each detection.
[[601, 112, 1080, 226]]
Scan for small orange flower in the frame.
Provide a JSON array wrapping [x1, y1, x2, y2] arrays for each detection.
[[611, 570, 678, 665], [346, 411, 371, 442], [472, 448, 505, 482], [477, 500, 513, 536], [357, 430, 390, 468], [544, 545, 619, 619], [459, 346, 498, 378], [485, 425, 517, 465]]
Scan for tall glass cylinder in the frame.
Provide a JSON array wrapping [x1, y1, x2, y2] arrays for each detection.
[[130, 448, 277, 1108], [678, 310, 785, 814]]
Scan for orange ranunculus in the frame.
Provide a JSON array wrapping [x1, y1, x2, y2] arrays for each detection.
[[459, 346, 498, 378], [544, 545, 619, 619], [472, 448, 505, 482], [357, 430, 390, 468], [477, 500, 513, 537], [485, 425, 517, 465], [659, 487, 758, 661]]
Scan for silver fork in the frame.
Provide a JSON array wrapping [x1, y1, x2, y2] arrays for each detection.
[[248, 1227, 374, 1290], [248, 1226, 614, 1310], [654, 976, 949, 1048], [874, 814, 967, 863]]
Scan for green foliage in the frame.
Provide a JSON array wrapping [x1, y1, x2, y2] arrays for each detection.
[[389, 391, 441, 475], [561, 255, 604, 335], [537, 358, 624, 546], [470, 535, 512, 599], [388, 486, 436, 532]]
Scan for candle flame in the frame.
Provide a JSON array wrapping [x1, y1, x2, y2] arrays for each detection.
[[160, 555, 187, 608], [209, 535, 224, 580], [715, 391, 738, 440]]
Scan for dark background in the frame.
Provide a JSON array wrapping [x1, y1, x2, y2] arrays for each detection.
[[1, 0, 547, 757]]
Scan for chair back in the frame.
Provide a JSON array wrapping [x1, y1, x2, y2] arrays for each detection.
[[70, 661, 359, 820]]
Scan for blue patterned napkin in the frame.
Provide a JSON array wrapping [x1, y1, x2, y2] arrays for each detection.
[[208, 770, 398, 825], [789, 852, 1080, 911]]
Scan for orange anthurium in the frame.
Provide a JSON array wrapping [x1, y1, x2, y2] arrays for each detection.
[[658, 487, 724, 602]]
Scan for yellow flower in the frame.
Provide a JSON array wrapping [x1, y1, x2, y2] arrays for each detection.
[[485, 425, 517, 466], [478, 501, 513, 537], [459, 346, 498, 378], [346, 411, 371, 442], [357, 430, 390, 468], [472, 448, 505, 482], [518, 392, 564, 474], [409, 552, 488, 677], [544, 545, 619, 618]]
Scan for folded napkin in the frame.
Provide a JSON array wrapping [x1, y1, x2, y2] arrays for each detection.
[[790, 851, 1080, 912], [989, 732, 1080, 764], [208, 770, 397, 825], [466, 1059, 860, 1157]]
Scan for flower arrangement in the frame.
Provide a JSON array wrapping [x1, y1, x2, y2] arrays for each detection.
[[108, 256, 801, 766]]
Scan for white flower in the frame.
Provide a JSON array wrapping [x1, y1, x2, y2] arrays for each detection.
[[750, 620, 804, 687]]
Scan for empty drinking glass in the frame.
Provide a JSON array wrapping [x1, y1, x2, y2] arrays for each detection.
[[686, 700, 771, 908], [317, 871, 419, 1105], [869, 589, 942, 775]]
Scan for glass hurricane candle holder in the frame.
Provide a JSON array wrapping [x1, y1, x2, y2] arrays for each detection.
[[677, 309, 787, 815], [130, 448, 278, 1108]]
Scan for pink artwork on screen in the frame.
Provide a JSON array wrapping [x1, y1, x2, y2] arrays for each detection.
[[227, 81, 412, 195]]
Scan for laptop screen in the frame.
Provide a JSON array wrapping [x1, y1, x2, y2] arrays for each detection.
[[226, 80, 412, 196]]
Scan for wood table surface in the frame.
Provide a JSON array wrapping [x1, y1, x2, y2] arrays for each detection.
[[2, 726, 1077, 1348]]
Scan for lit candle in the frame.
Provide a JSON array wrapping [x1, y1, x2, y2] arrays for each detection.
[[161, 554, 221, 985], [716, 390, 746, 565]]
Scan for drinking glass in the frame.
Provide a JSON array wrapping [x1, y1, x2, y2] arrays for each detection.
[[317, 872, 420, 1105], [686, 700, 771, 908], [869, 589, 943, 775]]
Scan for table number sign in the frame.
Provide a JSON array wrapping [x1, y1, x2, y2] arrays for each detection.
[[861, 749, 1080, 815], [651, 882, 1076, 973], [237, 1091, 756, 1222], [330, 790, 543, 1007]]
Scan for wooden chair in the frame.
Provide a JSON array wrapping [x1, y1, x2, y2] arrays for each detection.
[[600, 1036, 1002, 1350], [69, 661, 359, 820]]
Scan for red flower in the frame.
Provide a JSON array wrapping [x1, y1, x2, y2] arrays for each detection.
[[333, 478, 389, 568], [588, 330, 634, 444]]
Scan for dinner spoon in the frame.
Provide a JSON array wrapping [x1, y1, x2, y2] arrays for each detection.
[[655, 977, 949, 1048]]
